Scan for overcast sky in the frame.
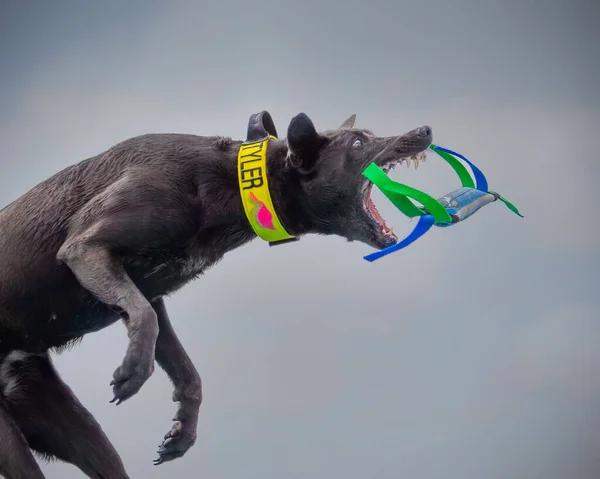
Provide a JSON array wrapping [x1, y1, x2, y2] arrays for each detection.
[[1, 0, 599, 478]]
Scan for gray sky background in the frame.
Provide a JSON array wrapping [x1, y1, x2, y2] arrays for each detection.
[[1, 0, 599, 478]]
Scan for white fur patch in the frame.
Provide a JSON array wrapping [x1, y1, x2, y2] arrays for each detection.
[[0, 350, 31, 398], [178, 256, 209, 278], [5, 350, 28, 362]]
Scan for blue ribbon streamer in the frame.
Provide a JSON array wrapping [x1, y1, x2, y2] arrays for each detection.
[[363, 214, 435, 262]]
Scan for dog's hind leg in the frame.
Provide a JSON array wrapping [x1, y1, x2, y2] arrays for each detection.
[[3, 352, 130, 479], [152, 297, 202, 465], [0, 396, 46, 479]]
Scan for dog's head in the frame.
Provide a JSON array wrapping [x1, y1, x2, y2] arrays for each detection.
[[280, 112, 432, 250]]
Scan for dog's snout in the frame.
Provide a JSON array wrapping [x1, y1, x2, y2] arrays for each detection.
[[417, 126, 432, 138]]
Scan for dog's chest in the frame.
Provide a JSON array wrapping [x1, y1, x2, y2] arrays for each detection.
[[126, 247, 217, 298], [126, 227, 253, 298], [144, 254, 210, 280]]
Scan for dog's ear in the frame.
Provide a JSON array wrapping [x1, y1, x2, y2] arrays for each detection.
[[339, 114, 356, 129], [286, 113, 327, 173], [246, 110, 278, 141]]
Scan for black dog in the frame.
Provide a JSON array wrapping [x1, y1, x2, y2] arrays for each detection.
[[0, 111, 432, 478]]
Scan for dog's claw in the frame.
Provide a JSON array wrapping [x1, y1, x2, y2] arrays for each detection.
[[153, 420, 195, 464], [110, 352, 154, 405]]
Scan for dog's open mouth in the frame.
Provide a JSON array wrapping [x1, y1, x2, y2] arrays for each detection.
[[361, 151, 428, 247]]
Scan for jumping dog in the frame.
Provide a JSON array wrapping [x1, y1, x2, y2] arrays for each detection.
[[0, 111, 432, 478]]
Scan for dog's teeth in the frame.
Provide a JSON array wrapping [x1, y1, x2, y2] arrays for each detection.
[[414, 158, 419, 169], [405, 158, 411, 168]]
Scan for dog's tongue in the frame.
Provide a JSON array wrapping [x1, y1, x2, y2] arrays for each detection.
[[367, 194, 390, 233]]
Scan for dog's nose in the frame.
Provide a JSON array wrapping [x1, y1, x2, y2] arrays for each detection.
[[417, 126, 432, 138]]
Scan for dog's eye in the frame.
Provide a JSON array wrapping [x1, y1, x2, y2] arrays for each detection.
[[352, 139, 363, 149]]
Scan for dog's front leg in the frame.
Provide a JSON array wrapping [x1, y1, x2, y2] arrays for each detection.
[[57, 172, 202, 405], [151, 298, 202, 464], [57, 241, 158, 405]]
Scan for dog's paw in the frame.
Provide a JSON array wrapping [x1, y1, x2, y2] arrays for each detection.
[[153, 420, 197, 465], [109, 352, 154, 405]]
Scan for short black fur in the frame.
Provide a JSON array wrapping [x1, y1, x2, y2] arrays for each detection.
[[0, 111, 432, 478]]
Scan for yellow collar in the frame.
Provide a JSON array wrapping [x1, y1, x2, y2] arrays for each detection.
[[237, 137, 295, 243]]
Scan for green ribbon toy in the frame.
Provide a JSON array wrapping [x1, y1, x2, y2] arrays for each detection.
[[362, 143, 523, 262]]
